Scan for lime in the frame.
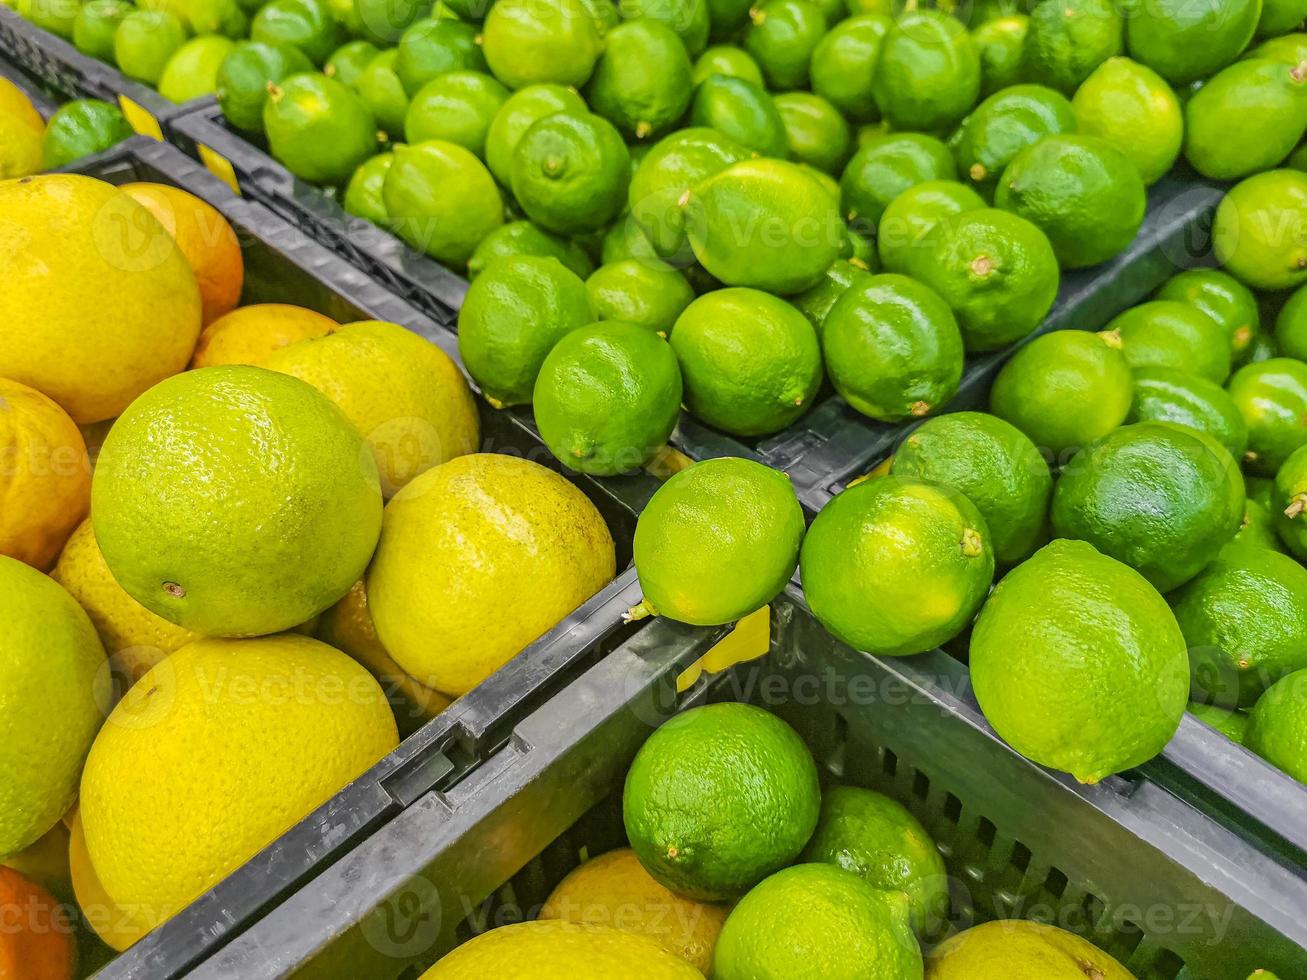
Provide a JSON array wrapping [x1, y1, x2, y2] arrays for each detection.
[[840, 132, 956, 229], [690, 73, 789, 157], [1184, 60, 1307, 181], [587, 18, 693, 141], [27, 0, 80, 37], [1247, 32, 1307, 64], [707, 0, 752, 40], [871, 10, 980, 132], [456, 255, 592, 405], [775, 93, 852, 174], [621, 0, 709, 55], [1247, 669, 1307, 782], [483, 84, 587, 187], [342, 151, 393, 227], [1189, 702, 1251, 743], [264, 73, 377, 186], [801, 787, 947, 936], [468, 221, 594, 280], [892, 411, 1052, 565], [743, 0, 826, 91], [404, 71, 508, 158], [995, 134, 1146, 269], [811, 14, 890, 123], [1276, 291, 1307, 374], [601, 220, 663, 266], [1228, 357, 1307, 475], [214, 41, 312, 134], [250, 0, 342, 66], [1156, 268, 1261, 364], [1128, 367, 1249, 460], [511, 112, 630, 235], [1107, 301, 1232, 383], [714, 864, 922, 980], [1224, 496, 1286, 558], [914, 208, 1059, 351], [1022, 0, 1123, 94], [974, 14, 1028, 97], [158, 35, 235, 103], [353, 48, 409, 139], [822, 274, 964, 422], [802, 476, 994, 655], [383, 140, 504, 264], [394, 19, 486, 98], [685, 159, 844, 294], [1213, 170, 1307, 292], [1173, 548, 1307, 707], [324, 39, 379, 86], [954, 84, 1076, 199], [622, 703, 820, 901], [632, 457, 804, 624], [693, 44, 765, 87], [791, 258, 874, 334], [989, 329, 1133, 458], [971, 538, 1188, 782], [181, 0, 251, 36], [73, 0, 131, 61], [927, 921, 1137, 979], [585, 260, 694, 335], [1126, 0, 1261, 86], [1273, 443, 1307, 560], [1088, 75, 1163, 170], [875, 179, 985, 274], [353, 0, 426, 45], [483, 0, 604, 90], [41, 100, 133, 170], [1259, 0, 1307, 35], [114, 10, 188, 85]]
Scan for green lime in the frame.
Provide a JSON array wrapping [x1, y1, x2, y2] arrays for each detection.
[[632, 458, 804, 624], [685, 159, 843, 294], [1173, 548, 1307, 707], [158, 35, 235, 103], [41, 99, 132, 170], [342, 151, 393, 227], [250, 0, 342, 66], [689, 73, 789, 157], [215, 40, 313, 133], [383, 139, 504, 263], [394, 19, 486, 98], [601, 219, 663, 265], [801, 786, 947, 937], [802, 475, 995, 655], [585, 260, 694, 335], [623, 703, 819, 901], [743, 0, 826, 91], [1189, 702, 1251, 743], [871, 10, 980, 132], [1128, 366, 1249, 460], [468, 221, 594, 280], [404, 71, 508, 158], [627, 126, 751, 263], [511, 112, 630, 235], [713, 864, 922, 980], [1022, 0, 1123, 94], [876, 179, 985, 274], [840, 132, 956, 227], [914, 207, 1059, 351], [1277, 284, 1307, 361], [693, 44, 765, 87], [1126, 0, 1261, 86], [954, 84, 1076, 198], [353, 0, 426, 45], [533, 321, 682, 475], [1227, 357, 1307, 475], [264, 73, 377, 186], [353, 48, 409, 139], [1052, 422, 1245, 592], [774, 92, 852, 174], [1247, 669, 1307, 782], [114, 10, 189, 86], [892, 410, 1052, 565], [1247, 32, 1307, 64], [179, 0, 252, 36], [73, 0, 131, 61], [1273, 443, 1307, 560], [1156, 268, 1261, 364], [822, 273, 964, 421], [810, 14, 891, 123], [324, 39, 379, 86], [989, 329, 1133, 458], [1107, 301, 1232, 383], [27, 0, 81, 37], [483, 0, 604, 89], [970, 538, 1189, 783], [456, 255, 592, 405], [995, 133, 1146, 269], [707, 0, 752, 40], [1248, 474, 1274, 507], [669, 287, 822, 436], [973, 14, 1028, 97], [483, 84, 587, 187], [1213, 170, 1307, 292], [587, 18, 693, 141], [1184, 60, 1307, 181], [1259, 0, 1307, 35], [621, 0, 709, 55], [1224, 496, 1286, 558], [790, 258, 874, 334]]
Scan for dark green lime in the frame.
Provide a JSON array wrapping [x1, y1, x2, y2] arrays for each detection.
[[41, 99, 133, 170]]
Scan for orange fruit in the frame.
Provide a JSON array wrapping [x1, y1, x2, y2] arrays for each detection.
[[119, 183, 245, 326], [0, 378, 91, 570], [189, 304, 338, 368], [0, 866, 76, 980]]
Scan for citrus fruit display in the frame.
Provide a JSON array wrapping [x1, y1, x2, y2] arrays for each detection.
[[190, 303, 338, 367], [40, 98, 133, 170], [1246, 668, 1307, 783]]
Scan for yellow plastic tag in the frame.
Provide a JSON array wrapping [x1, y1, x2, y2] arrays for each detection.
[[848, 454, 893, 488], [117, 96, 162, 140], [646, 445, 696, 481], [197, 144, 241, 195], [701, 605, 771, 674]]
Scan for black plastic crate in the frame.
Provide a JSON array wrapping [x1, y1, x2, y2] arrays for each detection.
[[170, 588, 1307, 980], [56, 136, 663, 977]]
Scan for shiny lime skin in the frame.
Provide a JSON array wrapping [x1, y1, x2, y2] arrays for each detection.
[[871, 10, 981, 132], [1277, 284, 1307, 361], [791, 258, 875, 334], [1126, 0, 1261, 85], [1247, 669, 1307, 782], [1184, 60, 1307, 181], [954, 84, 1076, 198], [708, 0, 754, 40], [1128, 367, 1249, 460], [113, 10, 188, 85], [1173, 548, 1307, 707], [1107, 301, 1233, 384], [1188, 702, 1251, 743], [585, 260, 695, 335], [216, 41, 314, 133], [511, 112, 631, 236], [1227, 357, 1307, 475], [1214, 170, 1307, 293], [743, 0, 827, 91], [810, 14, 891, 123], [876, 180, 985, 274], [693, 45, 765, 87], [250, 0, 343, 66], [973, 14, 1028, 97], [467, 221, 594, 281], [482, 0, 603, 89], [383, 140, 504, 265], [73, 0, 131, 61], [801, 476, 995, 656], [622, 703, 820, 901], [690, 74, 789, 158], [1272, 443, 1307, 560], [1021, 0, 1123, 94], [353, 48, 409, 139], [394, 19, 486, 97], [622, 0, 710, 56], [40, 100, 133, 170], [264, 73, 378, 186], [1052, 422, 1245, 592], [1071, 56, 1183, 186], [325, 39, 379, 87], [1156, 269, 1261, 364], [1259, 0, 1307, 36], [840, 132, 956, 227], [587, 19, 692, 142], [342, 151, 393, 227], [775, 93, 853, 174], [484, 84, 588, 187], [533, 321, 682, 475], [404, 71, 509, 158], [1247, 33, 1307, 64]]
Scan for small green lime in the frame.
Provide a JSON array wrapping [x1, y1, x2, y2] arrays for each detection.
[[215, 40, 313, 133], [1107, 301, 1232, 384], [456, 255, 592, 405], [1272, 443, 1307, 560], [600, 219, 663, 265], [1071, 59, 1182, 184], [689, 73, 789, 158], [324, 39, 379, 87], [621, 0, 709, 55], [41, 99, 134, 170], [468, 221, 594, 280], [353, 48, 409, 139], [73, 0, 131, 61], [180, 0, 251, 36], [1126, 0, 1261, 86], [692, 44, 765, 87], [1247, 32, 1307, 65], [1224, 497, 1286, 558], [811, 14, 891, 123], [871, 10, 980, 132], [585, 260, 694, 335], [774, 92, 853, 175], [1247, 669, 1307, 782], [353, 0, 426, 45], [383, 139, 504, 264], [802, 475, 995, 655], [1276, 284, 1307, 362], [1188, 702, 1251, 743], [1214, 170, 1307, 293], [669, 287, 823, 436], [250, 0, 342, 66], [342, 151, 393, 227], [632, 458, 804, 624], [114, 10, 189, 86], [404, 71, 508, 158], [743, 0, 826, 90], [1259, 0, 1307, 35], [876, 179, 985, 274], [973, 14, 1028, 97], [27, 0, 81, 37], [483, 84, 587, 187], [394, 18, 486, 98], [158, 35, 235, 103], [790, 258, 874, 335], [264, 73, 378, 186], [587, 18, 693, 141], [1184, 59, 1307, 181], [511, 112, 630, 235], [1022, 0, 1123, 94], [954, 83, 1076, 198], [1128, 367, 1249, 460], [840, 132, 956, 228], [1156, 268, 1261, 364], [482, 0, 604, 89], [1227, 357, 1307, 475], [707, 0, 752, 40]]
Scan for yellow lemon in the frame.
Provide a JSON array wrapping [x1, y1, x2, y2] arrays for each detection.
[[67, 809, 150, 953], [189, 303, 337, 368]]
